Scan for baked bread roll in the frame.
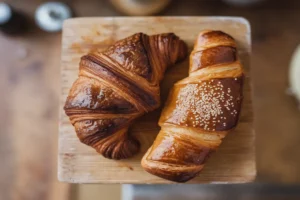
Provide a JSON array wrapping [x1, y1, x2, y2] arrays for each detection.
[[64, 33, 187, 160], [141, 30, 244, 182]]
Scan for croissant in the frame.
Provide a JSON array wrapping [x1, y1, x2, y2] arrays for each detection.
[[141, 30, 244, 182], [64, 33, 187, 160]]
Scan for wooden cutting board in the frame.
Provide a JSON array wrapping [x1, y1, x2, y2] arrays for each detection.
[[58, 16, 255, 184]]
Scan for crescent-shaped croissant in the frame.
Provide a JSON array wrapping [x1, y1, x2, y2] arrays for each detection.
[[64, 33, 187, 160], [142, 30, 244, 182]]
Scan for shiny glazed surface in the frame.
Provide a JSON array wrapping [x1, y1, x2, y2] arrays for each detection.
[[142, 30, 244, 182], [64, 32, 187, 159]]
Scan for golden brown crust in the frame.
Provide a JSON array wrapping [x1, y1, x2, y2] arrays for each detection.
[[190, 46, 237, 73], [147, 129, 214, 165], [141, 151, 204, 183], [64, 33, 187, 159], [64, 76, 137, 114], [141, 30, 244, 182], [193, 30, 236, 51], [160, 77, 244, 131], [103, 33, 152, 80]]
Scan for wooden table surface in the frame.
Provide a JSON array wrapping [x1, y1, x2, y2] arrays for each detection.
[[1, 0, 300, 199]]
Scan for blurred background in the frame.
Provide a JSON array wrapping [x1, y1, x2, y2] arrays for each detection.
[[1, 0, 300, 199]]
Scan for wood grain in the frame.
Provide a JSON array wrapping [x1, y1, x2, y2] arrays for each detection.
[[0, 18, 70, 200], [58, 17, 255, 184]]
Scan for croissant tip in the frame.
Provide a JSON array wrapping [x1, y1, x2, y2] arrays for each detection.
[[141, 160, 197, 183], [141, 149, 203, 183], [96, 135, 140, 160], [198, 30, 235, 40]]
